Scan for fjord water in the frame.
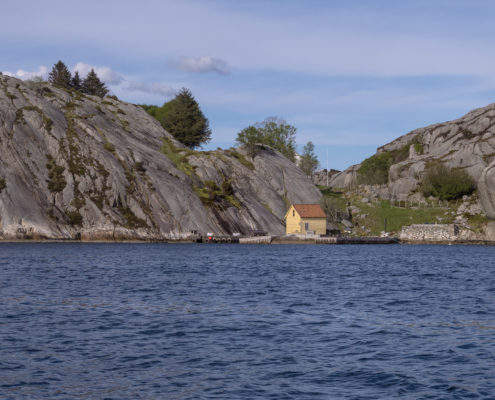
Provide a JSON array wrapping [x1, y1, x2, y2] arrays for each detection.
[[1, 244, 494, 399]]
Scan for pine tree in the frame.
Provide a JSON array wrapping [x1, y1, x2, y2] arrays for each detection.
[[48, 61, 72, 89], [71, 71, 82, 91], [161, 88, 212, 148], [81, 69, 109, 97], [299, 141, 319, 176]]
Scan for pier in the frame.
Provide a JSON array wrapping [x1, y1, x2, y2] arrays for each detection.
[[193, 234, 398, 244]]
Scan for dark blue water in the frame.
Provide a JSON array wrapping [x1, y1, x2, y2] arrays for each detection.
[[1, 243, 495, 399]]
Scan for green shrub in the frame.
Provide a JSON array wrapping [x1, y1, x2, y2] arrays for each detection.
[[66, 210, 83, 226], [46, 155, 67, 192], [420, 164, 475, 200], [0, 177, 6, 193], [357, 152, 393, 185], [118, 206, 148, 229], [357, 138, 421, 185], [43, 115, 53, 133]]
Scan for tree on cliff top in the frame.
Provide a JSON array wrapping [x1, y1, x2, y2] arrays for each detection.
[[299, 141, 319, 176], [81, 69, 109, 97], [71, 71, 82, 91], [48, 61, 72, 89], [236, 117, 297, 161], [160, 88, 212, 149]]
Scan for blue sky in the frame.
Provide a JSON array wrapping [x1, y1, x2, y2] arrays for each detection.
[[2, 0, 495, 170]]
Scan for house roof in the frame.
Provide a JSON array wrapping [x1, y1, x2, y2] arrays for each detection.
[[292, 204, 326, 218]]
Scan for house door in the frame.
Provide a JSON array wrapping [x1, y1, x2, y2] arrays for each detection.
[[304, 222, 309, 231]]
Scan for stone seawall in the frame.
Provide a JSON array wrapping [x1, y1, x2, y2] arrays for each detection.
[[400, 224, 459, 242]]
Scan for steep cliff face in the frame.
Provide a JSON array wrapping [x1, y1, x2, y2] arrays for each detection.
[[0, 75, 320, 240], [329, 103, 495, 216]]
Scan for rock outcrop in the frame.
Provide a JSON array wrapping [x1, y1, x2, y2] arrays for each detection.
[[328, 102, 495, 216], [0, 75, 320, 240]]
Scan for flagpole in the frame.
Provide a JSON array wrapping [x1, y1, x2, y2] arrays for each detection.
[[326, 147, 329, 186]]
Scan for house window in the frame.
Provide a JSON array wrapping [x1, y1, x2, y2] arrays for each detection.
[[304, 222, 309, 231], [292, 210, 295, 217]]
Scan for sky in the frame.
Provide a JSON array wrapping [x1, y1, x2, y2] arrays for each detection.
[[2, 0, 495, 170]]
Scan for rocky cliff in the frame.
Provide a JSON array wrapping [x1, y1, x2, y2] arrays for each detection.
[[0, 75, 320, 240], [329, 103, 495, 217]]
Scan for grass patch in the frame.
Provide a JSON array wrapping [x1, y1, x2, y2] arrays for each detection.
[[161, 138, 195, 176], [356, 201, 454, 235], [466, 213, 490, 233], [103, 139, 116, 153], [225, 149, 255, 170], [319, 186, 456, 235]]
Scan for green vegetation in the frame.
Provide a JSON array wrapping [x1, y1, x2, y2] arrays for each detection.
[[299, 141, 319, 176], [420, 164, 475, 200], [413, 135, 424, 155], [357, 136, 424, 185], [66, 210, 83, 226], [118, 206, 148, 229], [160, 137, 195, 176], [82, 69, 109, 97], [236, 117, 297, 161], [141, 100, 175, 124], [64, 108, 86, 176], [319, 187, 348, 221], [355, 200, 455, 236], [46, 155, 67, 192], [357, 152, 394, 185], [43, 115, 53, 133], [224, 149, 255, 170], [194, 179, 240, 208], [71, 71, 82, 91], [0, 177, 6, 193], [142, 88, 211, 149], [319, 186, 458, 236], [14, 108, 26, 125], [49, 61, 72, 89], [103, 139, 116, 153], [48, 61, 109, 97]]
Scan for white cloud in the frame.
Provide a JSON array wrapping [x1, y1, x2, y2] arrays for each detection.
[[73, 62, 123, 85], [3, 65, 49, 80], [169, 56, 230, 75], [125, 81, 176, 97]]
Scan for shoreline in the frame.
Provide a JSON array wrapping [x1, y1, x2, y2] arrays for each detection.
[[1, 237, 494, 245]]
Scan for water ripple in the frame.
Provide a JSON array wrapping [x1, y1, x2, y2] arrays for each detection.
[[1, 243, 495, 399]]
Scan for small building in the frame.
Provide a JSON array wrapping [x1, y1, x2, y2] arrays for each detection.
[[285, 204, 327, 235]]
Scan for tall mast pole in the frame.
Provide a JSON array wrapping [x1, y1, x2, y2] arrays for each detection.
[[326, 147, 329, 186]]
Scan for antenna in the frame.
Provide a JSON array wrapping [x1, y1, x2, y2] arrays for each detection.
[[326, 147, 329, 186]]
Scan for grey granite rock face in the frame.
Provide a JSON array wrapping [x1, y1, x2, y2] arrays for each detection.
[[328, 102, 495, 215], [0, 76, 320, 240]]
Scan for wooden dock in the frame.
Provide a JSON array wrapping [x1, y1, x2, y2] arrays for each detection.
[[193, 235, 398, 245], [200, 235, 240, 244], [239, 236, 272, 244]]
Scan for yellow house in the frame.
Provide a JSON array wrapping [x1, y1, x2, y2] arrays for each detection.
[[284, 204, 327, 235]]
